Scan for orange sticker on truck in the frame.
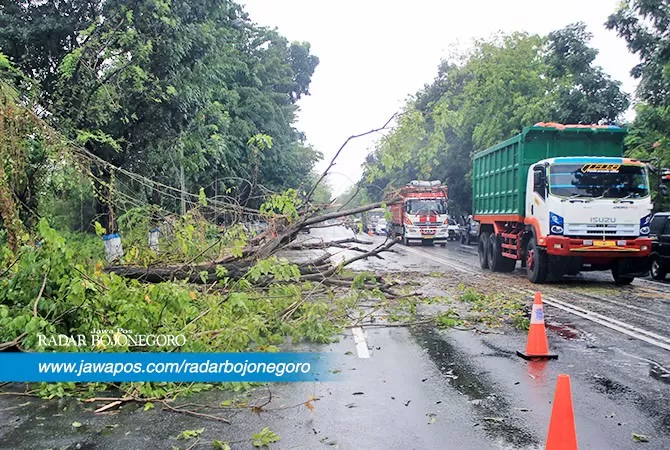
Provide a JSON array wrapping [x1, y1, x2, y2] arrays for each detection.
[[580, 163, 621, 173]]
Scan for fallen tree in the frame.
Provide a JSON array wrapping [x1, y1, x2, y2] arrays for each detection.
[[105, 115, 402, 287]]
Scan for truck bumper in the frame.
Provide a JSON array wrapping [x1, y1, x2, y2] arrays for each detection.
[[545, 236, 652, 259], [405, 227, 449, 243]]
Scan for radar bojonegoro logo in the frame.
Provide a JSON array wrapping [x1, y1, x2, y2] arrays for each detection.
[[36, 328, 186, 349]]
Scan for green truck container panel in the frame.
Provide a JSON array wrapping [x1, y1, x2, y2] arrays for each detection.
[[472, 125, 627, 217]]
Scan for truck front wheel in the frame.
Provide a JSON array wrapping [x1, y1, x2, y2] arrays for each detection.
[[526, 237, 548, 283], [611, 265, 634, 285], [478, 232, 490, 269]]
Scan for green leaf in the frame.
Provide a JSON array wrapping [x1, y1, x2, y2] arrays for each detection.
[[252, 427, 281, 447], [213, 439, 231, 450], [143, 402, 154, 411], [177, 428, 205, 440], [94, 221, 107, 237], [71, 421, 82, 428], [199, 270, 209, 283], [198, 187, 207, 206]]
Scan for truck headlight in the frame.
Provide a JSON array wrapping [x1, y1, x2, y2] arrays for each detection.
[[549, 212, 564, 235]]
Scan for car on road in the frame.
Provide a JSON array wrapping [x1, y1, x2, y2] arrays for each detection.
[[375, 218, 388, 235], [459, 216, 479, 245], [447, 219, 460, 241], [649, 212, 670, 280]]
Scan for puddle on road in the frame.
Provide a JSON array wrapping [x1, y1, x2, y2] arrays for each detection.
[[589, 372, 670, 434], [410, 326, 539, 449]]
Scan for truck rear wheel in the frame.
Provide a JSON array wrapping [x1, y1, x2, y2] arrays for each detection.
[[490, 234, 516, 272], [526, 237, 548, 283], [478, 232, 490, 269]]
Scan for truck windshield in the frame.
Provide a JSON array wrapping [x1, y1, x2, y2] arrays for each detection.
[[548, 163, 649, 199], [405, 199, 447, 214]]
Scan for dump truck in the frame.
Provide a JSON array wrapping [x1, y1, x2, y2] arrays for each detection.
[[472, 123, 653, 284], [388, 180, 450, 246]]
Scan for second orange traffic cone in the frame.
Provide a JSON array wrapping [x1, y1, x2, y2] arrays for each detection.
[[546, 374, 578, 450], [517, 292, 558, 360]]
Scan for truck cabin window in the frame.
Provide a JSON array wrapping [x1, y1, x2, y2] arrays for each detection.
[[404, 199, 447, 215], [548, 164, 649, 199]]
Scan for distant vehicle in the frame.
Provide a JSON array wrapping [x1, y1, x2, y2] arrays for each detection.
[[364, 208, 385, 234], [649, 212, 670, 280], [388, 180, 449, 246], [446, 219, 460, 241], [375, 218, 387, 235], [460, 215, 479, 245]]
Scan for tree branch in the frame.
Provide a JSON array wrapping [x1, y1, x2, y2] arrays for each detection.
[[305, 113, 397, 202]]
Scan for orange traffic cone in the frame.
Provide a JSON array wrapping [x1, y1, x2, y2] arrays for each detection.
[[546, 374, 578, 450], [517, 292, 558, 360]]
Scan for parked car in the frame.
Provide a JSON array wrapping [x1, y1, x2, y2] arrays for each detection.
[[447, 219, 460, 241], [649, 212, 670, 280], [375, 218, 388, 235], [460, 216, 479, 245]]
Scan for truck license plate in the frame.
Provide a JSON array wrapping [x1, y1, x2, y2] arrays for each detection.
[[594, 241, 615, 247]]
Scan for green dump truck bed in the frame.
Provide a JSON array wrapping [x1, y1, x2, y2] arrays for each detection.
[[472, 124, 627, 217]]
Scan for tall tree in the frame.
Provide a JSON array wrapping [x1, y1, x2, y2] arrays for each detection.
[[546, 22, 629, 124], [362, 27, 629, 214], [0, 0, 321, 230], [606, 0, 670, 107], [606, 1, 670, 209]]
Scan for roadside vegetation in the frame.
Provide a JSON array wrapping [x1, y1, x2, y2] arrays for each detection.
[[2, 1, 670, 444]]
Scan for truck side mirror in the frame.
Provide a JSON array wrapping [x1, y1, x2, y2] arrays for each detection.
[[533, 166, 546, 199]]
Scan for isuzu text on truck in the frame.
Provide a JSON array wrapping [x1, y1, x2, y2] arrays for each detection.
[[388, 180, 450, 246], [472, 123, 652, 284]]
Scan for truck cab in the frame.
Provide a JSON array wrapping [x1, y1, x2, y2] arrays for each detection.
[[473, 123, 652, 284], [389, 180, 450, 245], [525, 157, 652, 283]]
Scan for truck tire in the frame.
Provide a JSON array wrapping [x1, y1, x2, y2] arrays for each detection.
[[489, 234, 516, 272], [526, 237, 548, 283], [611, 265, 634, 285], [650, 255, 666, 280], [478, 232, 490, 269], [402, 227, 408, 246], [486, 234, 494, 269]]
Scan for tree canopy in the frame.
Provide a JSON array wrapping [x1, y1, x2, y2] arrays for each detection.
[[360, 24, 630, 215], [0, 0, 321, 231]]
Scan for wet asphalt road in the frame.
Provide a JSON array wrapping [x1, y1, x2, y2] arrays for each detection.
[[1, 227, 670, 449]]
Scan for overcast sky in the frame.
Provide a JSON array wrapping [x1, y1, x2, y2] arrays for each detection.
[[240, 0, 640, 197]]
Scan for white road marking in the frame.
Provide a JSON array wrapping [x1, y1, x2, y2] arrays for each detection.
[[351, 327, 371, 358], [402, 244, 670, 352], [519, 290, 670, 352]]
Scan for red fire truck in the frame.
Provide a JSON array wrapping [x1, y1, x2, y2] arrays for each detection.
[[388, 180, 450, 246]]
